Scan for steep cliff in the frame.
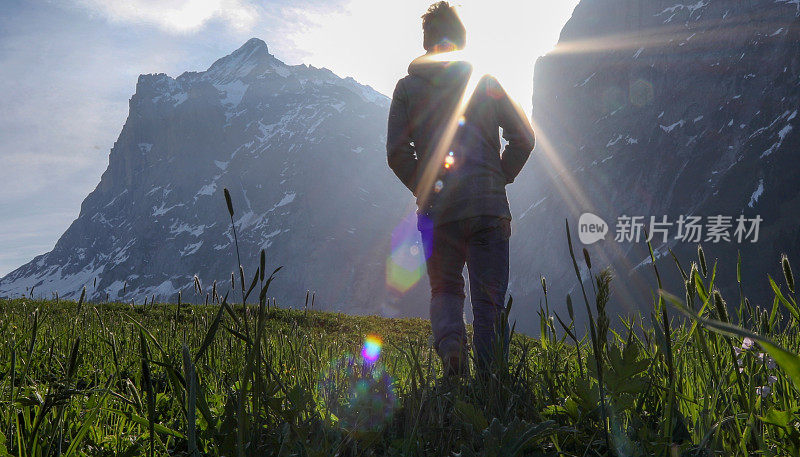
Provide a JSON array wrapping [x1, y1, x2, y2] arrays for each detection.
[[510, 0, 799, 325]]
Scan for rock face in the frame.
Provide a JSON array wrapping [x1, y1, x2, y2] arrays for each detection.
[[0, 38, 428, 317], [510, 0, 800, 328]]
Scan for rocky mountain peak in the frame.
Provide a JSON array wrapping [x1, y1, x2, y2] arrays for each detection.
[[205, 37, 274, 83], [0, 38, 410, 317]]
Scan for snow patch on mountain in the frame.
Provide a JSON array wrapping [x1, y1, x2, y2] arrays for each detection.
[[748, 179, 765, 207], [660, 120, 685, 132]]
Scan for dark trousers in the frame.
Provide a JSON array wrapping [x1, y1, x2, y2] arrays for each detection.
[[418, 215, 511, 367]]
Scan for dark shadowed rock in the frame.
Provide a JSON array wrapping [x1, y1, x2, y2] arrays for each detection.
[[508, 0, 799, 331]]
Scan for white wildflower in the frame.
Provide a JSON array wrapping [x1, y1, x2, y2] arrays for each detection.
[[756, 385, 772, 397]]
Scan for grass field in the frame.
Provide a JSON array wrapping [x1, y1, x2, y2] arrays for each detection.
[[1, 242, 799, 456], [2, 190, 799, 456]]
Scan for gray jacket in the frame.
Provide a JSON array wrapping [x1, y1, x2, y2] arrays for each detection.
[[387, 53, 535, 226]]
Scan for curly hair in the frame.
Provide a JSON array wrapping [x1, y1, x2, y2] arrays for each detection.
[[421, 2, 466, 52]]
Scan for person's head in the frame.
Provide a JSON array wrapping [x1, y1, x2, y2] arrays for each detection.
[[421, 2, 466, 53]]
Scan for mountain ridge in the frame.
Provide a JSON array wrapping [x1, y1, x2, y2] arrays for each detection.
[[0, 37, 418, 318]]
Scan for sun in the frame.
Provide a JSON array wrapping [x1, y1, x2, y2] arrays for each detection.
[[438, 0, 579, 112], [287, 0, 579, 116]]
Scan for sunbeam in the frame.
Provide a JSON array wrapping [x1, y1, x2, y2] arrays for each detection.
[[548, 8, 798, 57]]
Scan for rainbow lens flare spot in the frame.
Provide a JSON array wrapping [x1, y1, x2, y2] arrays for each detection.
[[387, 212, 427, 294], [458, 116, 466, 127], [362, 334, 383, 363], [434, 180, 444, 193], [386, 258, 423, 293]]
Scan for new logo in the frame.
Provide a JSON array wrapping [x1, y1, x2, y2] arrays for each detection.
[[578, 213, 608, 245]]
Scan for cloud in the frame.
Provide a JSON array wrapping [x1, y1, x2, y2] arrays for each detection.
[[73, 0, 261, 33]]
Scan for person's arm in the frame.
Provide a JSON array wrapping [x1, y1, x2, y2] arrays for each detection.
[[386, 79, 419, 194], [491, 77, 535, 184]]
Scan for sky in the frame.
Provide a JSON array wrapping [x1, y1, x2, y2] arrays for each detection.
[[0, 0, 578, 277]]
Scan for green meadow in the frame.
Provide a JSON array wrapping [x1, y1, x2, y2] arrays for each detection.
[[1, 239, 799, 456], [2, 189, 799, 456]]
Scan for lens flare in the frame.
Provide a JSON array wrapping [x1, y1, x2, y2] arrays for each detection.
[[387, 212, 427, 294], [317, 354, 397, 432], [445, 155, 455, 166], [362, 334, 383, 363], [386, 257, 423, 293], [629, 79, 654, 107]]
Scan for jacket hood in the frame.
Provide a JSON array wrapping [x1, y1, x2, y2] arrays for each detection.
[[408, 51, 473, 86]]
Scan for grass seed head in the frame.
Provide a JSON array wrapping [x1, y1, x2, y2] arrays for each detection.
[[698, 245, 708, 277], [686, 263, 698, 307], [260, 250, 266, 281], [713, 289, 729, 323], [781, 253, 794, 293], [595, 269, 612, 350], [566, 294, 574, 321], [66, 336, 81, 381], [223, 187, 234, 217]]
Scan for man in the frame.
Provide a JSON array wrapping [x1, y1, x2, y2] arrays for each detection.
[[386, 1, 535, 376]]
